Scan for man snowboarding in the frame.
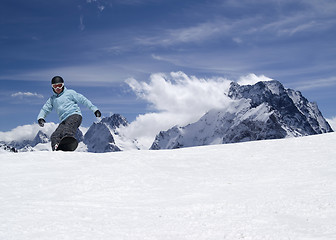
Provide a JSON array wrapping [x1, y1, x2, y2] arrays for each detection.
[[37, 76, 101, 151]]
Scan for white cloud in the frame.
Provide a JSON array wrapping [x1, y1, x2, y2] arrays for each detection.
[[249, 0, 336, 38], [11, 92, 44, 98], [1, 64, 128, 86], [232, 37, 243, 44], [79, 15, 85, 31], [167, 22, 223, 44], [259, 16, 328, 37], [126, 71, 233, 113], [151, 54, 163, 61], [0, 123, 57, 143], [237, 73, 273, 86], [0, 122, 89, 144], [97, 5, 105, 11], [290, 76, 336, 90], [136, 0, 336, 48], [137, 21, 231, 46], [122, 71, 271, 148], [85, 0, 106, 12]]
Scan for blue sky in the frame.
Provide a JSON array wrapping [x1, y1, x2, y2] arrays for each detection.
[[1, 0, 336, 131]]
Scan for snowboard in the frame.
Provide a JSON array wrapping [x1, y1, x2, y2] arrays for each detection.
[[56, 136, 78, 152]]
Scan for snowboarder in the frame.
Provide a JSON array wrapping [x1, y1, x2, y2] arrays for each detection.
[[37, 76, 101, 151]]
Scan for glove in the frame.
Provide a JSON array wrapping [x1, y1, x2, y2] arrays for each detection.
[[94, 110, 101, 118], [38, 118, 46, 127]]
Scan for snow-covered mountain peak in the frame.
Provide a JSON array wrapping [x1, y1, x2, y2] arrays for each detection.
[[151, 80, 333, 149], [101, 114, 129, 130], [228, 80, 288, 107], [83, 121, 120, 153], [83, 114, 140, 152], [1, 114, 134, 152]]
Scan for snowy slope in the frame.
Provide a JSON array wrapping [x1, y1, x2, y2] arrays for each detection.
[[1, 133, 336, 240], [151, 100, 285, 149]]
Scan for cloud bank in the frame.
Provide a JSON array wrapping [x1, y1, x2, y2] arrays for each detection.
[[11, 92, 44, 98], [0, 122, 89, 144], [237, 74, 272, 86], [121, 71, 271, 148], [0, 123, 57, 143]]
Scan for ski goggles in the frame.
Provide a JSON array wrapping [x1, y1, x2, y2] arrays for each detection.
[[52, 83, 64, 89]]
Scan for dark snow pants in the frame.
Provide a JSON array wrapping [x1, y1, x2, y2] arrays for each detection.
[[51, 114, 82, 151]]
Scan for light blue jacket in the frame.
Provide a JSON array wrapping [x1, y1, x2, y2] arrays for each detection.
[[37, 88, 99, 123]]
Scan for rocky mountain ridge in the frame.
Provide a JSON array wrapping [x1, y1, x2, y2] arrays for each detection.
[[83, 114, 129, 153], [1, 80, 333, 152], [150, 80, 333, 150]]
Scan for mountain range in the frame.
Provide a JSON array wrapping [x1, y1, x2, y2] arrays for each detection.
[[0, 143, 17, 153], [83, 114, 129, 153], [150, 80, 333, 149], [1, 80, 333, 152]]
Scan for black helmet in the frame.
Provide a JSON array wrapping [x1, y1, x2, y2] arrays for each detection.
[[51, 76, 64, 84]]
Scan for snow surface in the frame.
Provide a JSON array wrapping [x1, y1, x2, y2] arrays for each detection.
[[1, 133, 336, 240]]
